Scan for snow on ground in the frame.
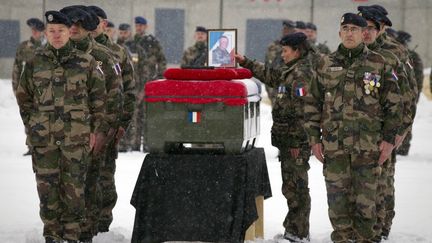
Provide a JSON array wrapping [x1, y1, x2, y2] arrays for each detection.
[[0, 79, 431, 243]]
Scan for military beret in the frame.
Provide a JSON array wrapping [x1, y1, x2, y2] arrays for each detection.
[[365, 7, 392, 27], [107, 21, 114, 28], [295, 21, 306, 29], [45, 11, 71, 27], [357, 5, 370, 13], [340, 13, 367, 27], [358, 10, 381, 30], [88, 5, 107, 19], [118, 23, 131, 31], [26, 18, 45, 31], [396, 30, 411, 44], [282, 20, 295, 28], [195, 26, 207, 32], [386, 28, 398, 38], [280, 32, 307, 47], [306, 22, 317, 31], [135, 16, 147, 25], [60, 6, 98, 31], [370, 4, 388, 15]]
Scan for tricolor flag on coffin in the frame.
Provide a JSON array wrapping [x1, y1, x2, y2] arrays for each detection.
[[188, 111, 201, 123], [208, 30, 236, 67]]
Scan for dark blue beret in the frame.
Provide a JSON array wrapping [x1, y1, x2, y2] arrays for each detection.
[[118, 23, 131, 31], [370, 4, 388, 15], [107, 21, 114, 28], [340, 13, 367, 27], [280, 32, 307, 47], [363, 7, 392, 27], [358, 10, 381, 30], [45, 11, 71, 27], [396, 30, 411, 44], [26, 18, 45, 31], [386, 28, 397, 38], [195, 26, 206, 32], [88, 5, 107, 19], [60, 6, 98, 31], [295, 21, 306, 29], [306, 22, 317, 31], [282, 20, 295, 28], [135, 16, 147, 25]]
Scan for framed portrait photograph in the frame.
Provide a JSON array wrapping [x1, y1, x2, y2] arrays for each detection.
[[207, 29, 237, 68]]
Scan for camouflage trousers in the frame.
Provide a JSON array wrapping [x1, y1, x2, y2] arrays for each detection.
[[119, 99, 144, 151], [279, 145, 311, 239], [265, 85, 277, 106], [323, 152, 380, 243], [32, 145, 89, 241], [374, 152, 396, 239]]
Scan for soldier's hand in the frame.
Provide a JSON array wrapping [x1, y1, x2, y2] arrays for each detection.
[[290, 148, 300, 159], [395, 133, 407, 149], [115, 127, 126, 145], [92, 132, 107, 154], [311, 143, 324, 163], [234, 53, 245, 64], [379, 141, 394, 165]]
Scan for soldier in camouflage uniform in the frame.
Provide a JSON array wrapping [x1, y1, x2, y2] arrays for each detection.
[[89, 5, 136, 234], [15, 11, 107, 243], [125, 16, 167, 152], [105, 21, 115, 40], [264, 20, 296, 106], [303, 13, 402, 242], [12, 18, 45, 156], [116, 23, 132, 47], [60, 6, 123, 241], [395, 30, 423, 156], [180, 26, 208, 67], [236, 32, 315, 242], [305, 22, 331, 55]]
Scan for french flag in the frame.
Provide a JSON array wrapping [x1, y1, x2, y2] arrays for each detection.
[[188, 111, 201, 123], [296, 87, 306, 96]]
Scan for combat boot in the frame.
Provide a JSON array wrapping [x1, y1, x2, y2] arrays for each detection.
[[45, 237, 63, 243], [283, 231, 310, 243]]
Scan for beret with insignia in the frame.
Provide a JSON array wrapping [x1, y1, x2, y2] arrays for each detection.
[[135, 16, 147, 25], [60, 6, 98, 31], [280, 32, 307, 47], [45, 11, 72, 27], [340, 12, 367, 27], [26, 18, 45, 31]]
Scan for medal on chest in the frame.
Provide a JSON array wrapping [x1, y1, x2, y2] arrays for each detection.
[[363, 72, 380, 95]]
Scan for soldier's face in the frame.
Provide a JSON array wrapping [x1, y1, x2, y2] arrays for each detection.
[[195, 31, 207, 42], [31, 28, 43, 40], [135, 24, 147, 34], [106, 27, 115, 39], [339, 24, 364, 49], [219, 37, 228, 49], [118, 30, 131, 40], [45, 24, 70, 49], [91, 17, 106, 38], [282, 26, 294, 36], [69, 23, 88, 41], [281, 46, 300, 64], [363, 20, 379, 45]]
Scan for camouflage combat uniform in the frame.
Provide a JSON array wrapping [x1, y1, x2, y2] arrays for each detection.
[[12, 37, 44, 93], [180, 41, 207, 67], [124, 33, 166, 151], [264, 40, 284, 105], [241, 54, 315, 241], [71, 35, 123, 239], [304, 43, 402, 242], [94, 33, 136, 231], [15, 41, 107, 241]]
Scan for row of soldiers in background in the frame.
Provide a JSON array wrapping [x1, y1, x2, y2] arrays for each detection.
[[12, 4, 139, 243], [235, 3, 421, 243]]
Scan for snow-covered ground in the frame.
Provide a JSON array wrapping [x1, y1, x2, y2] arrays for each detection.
[[0, 79, 431, 243]]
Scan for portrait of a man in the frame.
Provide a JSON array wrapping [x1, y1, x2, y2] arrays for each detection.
[[208, 29, 236, 67]]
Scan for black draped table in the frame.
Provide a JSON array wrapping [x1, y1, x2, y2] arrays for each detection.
[[130, 148, 272, 243]]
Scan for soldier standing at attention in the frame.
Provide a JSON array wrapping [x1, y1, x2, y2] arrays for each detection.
[[235, 32, 315, 242], [59, 6, 123, 242], [12, 17, 46, 156], [88, 4, 136, 234], [181, 26, 208, 67], [116, 23, 132, 47], [264, 20, 296, 106], [305, 22, 331, 55], [15, 11, 107, 243], [105, 21, 115, 40], [303, 13, 402, 243]]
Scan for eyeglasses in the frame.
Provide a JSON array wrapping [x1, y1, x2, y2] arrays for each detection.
[[341, 26, 361, 33], [364, 26, 378, 32]]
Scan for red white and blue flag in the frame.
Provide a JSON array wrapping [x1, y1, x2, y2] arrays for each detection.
[[188, 111, 201, 123], [296, 87, 306, 96]]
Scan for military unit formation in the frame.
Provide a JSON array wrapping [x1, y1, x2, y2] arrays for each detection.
[[11, 2, 426, 243]]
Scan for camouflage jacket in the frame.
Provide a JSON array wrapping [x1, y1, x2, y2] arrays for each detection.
[[304, 43, 402, 155], [95, 34, 136, 129], [180, 41, 208, 67], [12, 37, 44, 93], [212, 46, 231, 65], [241, 55, 315, 148], [135, 33, 167, 82], [72, 36, 123, 129], [368, 41, 413, 135], [315, 42, 331, 55], [15, 41, 107, 147], [408, 49, 423, 99], [264, 40, 284, 69]]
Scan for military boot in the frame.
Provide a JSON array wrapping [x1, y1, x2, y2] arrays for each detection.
[[45, 237, 63, 243], [283, 231, 310, 243]]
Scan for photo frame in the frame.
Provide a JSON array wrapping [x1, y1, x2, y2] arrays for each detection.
[[207, 29, 237, 68]]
